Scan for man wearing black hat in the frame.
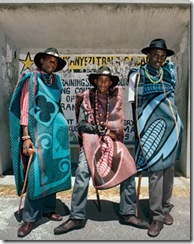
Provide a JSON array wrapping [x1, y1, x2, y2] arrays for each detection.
[[128, 39, 183, 237], [54, 66, 149, 235], [9, 48, 71, 237]]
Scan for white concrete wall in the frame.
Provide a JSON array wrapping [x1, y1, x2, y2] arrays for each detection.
[[174, 24, 190, 177], [0, 26, 19, 175]]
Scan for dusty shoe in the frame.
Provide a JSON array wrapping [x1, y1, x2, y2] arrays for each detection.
[[43, 211, 62, 221], [163, 212, 173, 225], [17, 222, 34, 237], [119, 215, 149, 229], [148, 220, 163, 237], [54, 218, 84, 235]]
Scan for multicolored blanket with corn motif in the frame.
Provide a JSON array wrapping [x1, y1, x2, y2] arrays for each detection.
[[132, 62, 183, 172]]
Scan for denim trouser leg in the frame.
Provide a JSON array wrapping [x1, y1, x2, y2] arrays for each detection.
[[23, 192, 56, 223], [42, 193, 57, 213], [119, 175, 137, 216], [70, 149, 90, 219]]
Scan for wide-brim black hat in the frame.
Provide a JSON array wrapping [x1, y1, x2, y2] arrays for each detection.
[[88, 66, 119, 88], [141, 38, 174, 57], [34, 47, 66, 72]]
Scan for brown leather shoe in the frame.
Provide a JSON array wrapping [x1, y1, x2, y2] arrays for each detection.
[[163, 212, 173, 225], [120, 215, 149, 229], [148, 220, 163, 237], [17, 222, 34, 237], [43, 211, 62, 221], [54, 218, 84, 235]]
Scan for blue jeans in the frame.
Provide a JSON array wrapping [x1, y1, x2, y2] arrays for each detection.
[[22, 193, 57, 223], [70, 149, 137, 219]]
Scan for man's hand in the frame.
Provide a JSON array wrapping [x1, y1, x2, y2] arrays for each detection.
[[22, 139, 34, 156]]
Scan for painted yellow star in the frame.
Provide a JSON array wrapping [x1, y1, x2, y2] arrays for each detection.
[[19, 52, 34, 72]]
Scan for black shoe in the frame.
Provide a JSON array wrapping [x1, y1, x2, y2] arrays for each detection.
[[54, 218, 84, 235], [17, 222, 34, 237], [120, 215, 149, 229]]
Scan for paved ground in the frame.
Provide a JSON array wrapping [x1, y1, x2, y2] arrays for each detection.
[[0, 174, 191, 242]]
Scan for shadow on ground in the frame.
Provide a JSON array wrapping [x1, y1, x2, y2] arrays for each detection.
[[14, 198, 70, 223], [86, 198, 151, 223], [14, 197, 151, 228]]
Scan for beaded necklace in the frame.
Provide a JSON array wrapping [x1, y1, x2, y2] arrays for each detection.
[[144, 64, 163, 84], [95, 89, 110, 133], [40, 71, 54, 86]]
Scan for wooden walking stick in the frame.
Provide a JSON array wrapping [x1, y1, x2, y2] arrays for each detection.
[[136, 173, 142, 217], [18, 148, 36, 214], [95, 188, 102, 212]]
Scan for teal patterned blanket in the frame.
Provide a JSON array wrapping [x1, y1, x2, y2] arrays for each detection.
[[9, 70, 71, 200], [132, 62, 183, 172]]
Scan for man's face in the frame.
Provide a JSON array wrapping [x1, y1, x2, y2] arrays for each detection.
[[147, 49, 167, 70], [40, 56, 58, 73], [94, 75, 112, 94]]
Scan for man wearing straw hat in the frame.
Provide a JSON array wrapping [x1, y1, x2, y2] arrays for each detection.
[[9, 48, 71, 237], [128, 39, 183, 237]]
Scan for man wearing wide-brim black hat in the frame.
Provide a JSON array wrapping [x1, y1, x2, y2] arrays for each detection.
[[54, 65, 149, 235], [9, 48, 71, 238], [128, 38, 183, 237], [34, 47, 67, 72]]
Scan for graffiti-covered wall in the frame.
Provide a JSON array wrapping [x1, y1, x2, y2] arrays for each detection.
[[19, 52, 147, 145]]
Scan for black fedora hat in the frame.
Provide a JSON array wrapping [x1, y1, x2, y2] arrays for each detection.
[[141, 38, 174, 57], [88, 66, 119, 88], [34, 47, 66, 72]]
